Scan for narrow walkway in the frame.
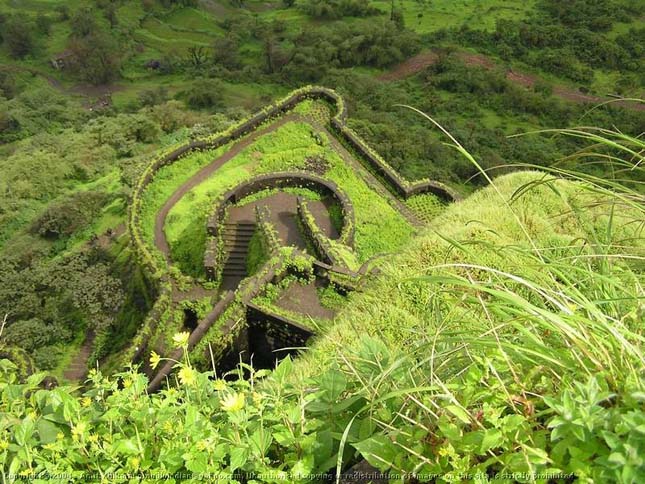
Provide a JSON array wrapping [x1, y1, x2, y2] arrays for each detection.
[[313, 121, 424, 227], [63, 331, 95, 382], [275, 279, 336, 321], [154, 115, 300, 259]]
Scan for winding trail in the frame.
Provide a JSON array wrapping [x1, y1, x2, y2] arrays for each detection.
[[146, 108, 424, 391], [154, 115, 299, 259], [63, 332, 95, 382], [381, 51, 644, 111], [154, 113, 422, 261]]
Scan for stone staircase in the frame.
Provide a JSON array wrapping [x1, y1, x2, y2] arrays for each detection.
[[221, 222, 256, 278]]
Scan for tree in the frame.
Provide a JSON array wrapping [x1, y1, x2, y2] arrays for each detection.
[[31, 191, 111, 239], [212, 37, 241, 70], [185, 78, 225, 109], [68, 30, 122, 84], [36, 14, 52, 35], [187, 46, 208, 67], [104, 4, 119, 28], [70, 8, 98, 38], [5, 17, 34, 59]]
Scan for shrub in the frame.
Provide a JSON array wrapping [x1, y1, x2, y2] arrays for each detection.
[[31, 191, 111, 239], [185, 79, 225, 110], [4, 17, 34, 59]]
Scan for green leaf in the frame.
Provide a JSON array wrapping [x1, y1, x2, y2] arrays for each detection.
[[185, 453, 208, 473], [319, 369, 347, 402], [115, 439, 139, 455], [437, 417, 461, 441], [249, 428, 272, 458], [445, 405, 471, 424], [480, 429, 503, 453], [608, 452, 626, 466], [273, 356, 293, 383], [291, 455, 314, 478], [36, 419, 59, 444], [14, 419, 35, 447], [229, 447, 248, 471], [354, 435, 397, 472]]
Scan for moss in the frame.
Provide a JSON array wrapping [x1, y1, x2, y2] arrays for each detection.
[[246, 230, 268, 276]]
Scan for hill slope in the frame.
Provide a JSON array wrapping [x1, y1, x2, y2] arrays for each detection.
[[2, 171, 643, 481]]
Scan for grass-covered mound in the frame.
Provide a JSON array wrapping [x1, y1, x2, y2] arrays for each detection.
[[1, 171, 643, 481]]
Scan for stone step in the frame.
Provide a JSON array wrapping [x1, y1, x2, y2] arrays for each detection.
[[225, 221, 255, 227], [224, 260, 246, 270], [226, 252, 248, 258], [222, 233, 254, 241], [223, 269, 247, 276], [222, 225, 256, 232]]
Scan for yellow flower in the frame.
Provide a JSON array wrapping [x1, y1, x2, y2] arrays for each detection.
[[71, 422, 86, 441], [81, 397, 92, 407], [130, 457, 140, 469], [19, 469, 32, 477], [172, 331, 190, 348], [0, 440, 8, 451], [56, 432, 64, 441], [149, 351, 162, 370], [221, 392, 245, 413], [88, 434, 99, 443], [252, 392, 263, 405], [178, 366, 196, 386], [123, 378, 132, 389], [196, 440, 208, 451], [212, 379, 227, 391]]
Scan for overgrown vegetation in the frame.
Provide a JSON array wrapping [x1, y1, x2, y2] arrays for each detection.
[[0, 0, 643, 480]]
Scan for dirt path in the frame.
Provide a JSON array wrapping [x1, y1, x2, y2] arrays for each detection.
[[154, 115, 299, 259], [275, 279, 336, 320], [380, 50, 644, 111], [230, 192, 337, 249], [63, 331, 95, 382]]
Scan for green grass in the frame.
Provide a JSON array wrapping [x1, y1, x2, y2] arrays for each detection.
[[405, 192, 446, 223], [162, 119, 415, 276], [138, 146, 227, 252], [294, 167, 644, 374], [371, 0, 536, 34]]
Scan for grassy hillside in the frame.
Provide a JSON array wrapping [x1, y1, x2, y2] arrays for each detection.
[[0, 0, 643, 480], [2, 168, 643, 480]]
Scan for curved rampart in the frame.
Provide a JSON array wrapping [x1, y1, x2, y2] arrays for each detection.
[[203, 172, 354, 279], [129, 85, 458, 285], [207, 172, 354, 241], [126, 85, 460, 374]]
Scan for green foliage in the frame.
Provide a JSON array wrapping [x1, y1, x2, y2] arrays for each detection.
[[3, 17, 34, 59], [246, 231, 268, 276], [67, 28, 122, 85], [0, 247, 124, 371], [405, 193, 445, 223], [31, 191, 112, 240], [184, 78, 225, 109], [283, 19, 421, 81], [302, 0, 378, 19]]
